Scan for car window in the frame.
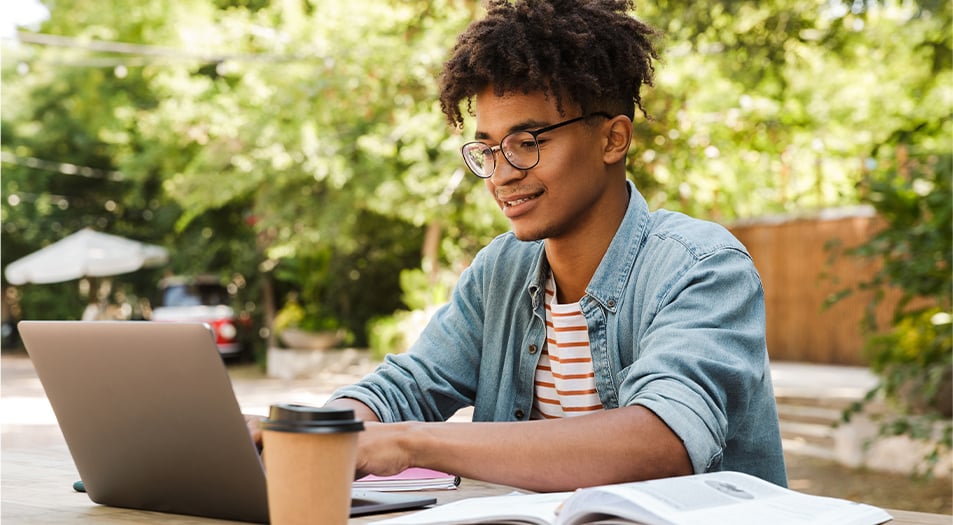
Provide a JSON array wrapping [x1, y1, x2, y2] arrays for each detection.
[[162, 285, 201, 307]]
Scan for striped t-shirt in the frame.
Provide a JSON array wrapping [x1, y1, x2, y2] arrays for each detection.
[[531, 275, 604, 419]]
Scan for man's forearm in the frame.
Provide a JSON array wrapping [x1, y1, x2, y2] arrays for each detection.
[[325, 397, 381, 423], [400, 405, 692, 492]]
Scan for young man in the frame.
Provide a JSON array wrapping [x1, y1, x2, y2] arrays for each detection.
[[327, 0, 787, 491]]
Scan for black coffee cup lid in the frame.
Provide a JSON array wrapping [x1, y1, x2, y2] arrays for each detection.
[[261, 403, 364, 434]]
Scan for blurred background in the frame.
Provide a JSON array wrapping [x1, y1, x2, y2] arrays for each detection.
[[1, 0, 950, 504], [0, 0, 953, 513]]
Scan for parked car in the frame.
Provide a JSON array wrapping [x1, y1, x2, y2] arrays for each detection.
[[151, 275, 243, 357]]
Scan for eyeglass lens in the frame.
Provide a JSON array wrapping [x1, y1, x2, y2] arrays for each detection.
[[463, 131, 541, 178], [461, 115, 607, 178]]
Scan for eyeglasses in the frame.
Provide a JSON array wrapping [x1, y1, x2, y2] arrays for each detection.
[[460, 113, 611, 179]]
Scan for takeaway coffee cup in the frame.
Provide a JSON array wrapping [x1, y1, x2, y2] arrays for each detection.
[[261, 403, 364, 525]]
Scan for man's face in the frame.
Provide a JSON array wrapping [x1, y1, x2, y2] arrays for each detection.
[[473, 87, 616, 243]]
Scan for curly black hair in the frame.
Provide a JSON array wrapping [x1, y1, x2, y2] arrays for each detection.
[[438, 0, 660, 128]]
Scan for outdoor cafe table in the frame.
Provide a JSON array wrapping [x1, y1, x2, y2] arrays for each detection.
[[1, 447, 949, 525]]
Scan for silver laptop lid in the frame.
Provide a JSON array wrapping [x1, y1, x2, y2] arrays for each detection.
[[19, 321, 270, 523]]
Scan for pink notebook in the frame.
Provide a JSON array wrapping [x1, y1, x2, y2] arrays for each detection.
[[354, 468, 460, 491]]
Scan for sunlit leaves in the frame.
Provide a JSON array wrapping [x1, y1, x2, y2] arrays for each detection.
[[633, 0, 951, 220], [3, 0, 948, 341]]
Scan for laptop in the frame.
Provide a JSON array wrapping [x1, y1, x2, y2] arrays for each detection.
[[18, 320, 436, 523]]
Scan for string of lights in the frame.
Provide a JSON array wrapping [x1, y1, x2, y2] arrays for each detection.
[[4, 190, 70, 209], [0, 151, 125, 181], [7, 30, 329, 65]]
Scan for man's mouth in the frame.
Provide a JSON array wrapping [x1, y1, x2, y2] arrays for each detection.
[[501, 191, 543, 208]]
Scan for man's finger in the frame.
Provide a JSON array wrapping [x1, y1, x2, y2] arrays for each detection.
[[244, 414, 265, 447]]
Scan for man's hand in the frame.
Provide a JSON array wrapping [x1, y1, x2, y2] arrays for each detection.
[[352, 421, 419, 479], [245, 407, 415, 479], [244, 414, 265, 448]]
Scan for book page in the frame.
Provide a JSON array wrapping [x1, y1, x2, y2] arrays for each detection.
[[373, 492, 571, 525], [373, 472, 891, 525], [557, 472, 892, 525], [675, 493, 892, 525]]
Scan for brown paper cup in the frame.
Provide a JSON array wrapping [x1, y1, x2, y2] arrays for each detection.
[[261, 404, 364, 525]]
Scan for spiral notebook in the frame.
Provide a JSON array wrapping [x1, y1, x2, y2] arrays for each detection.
[[356, 468, 461, 492]]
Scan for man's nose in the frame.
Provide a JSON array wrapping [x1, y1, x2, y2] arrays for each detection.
[[489, 152, 526, 185]]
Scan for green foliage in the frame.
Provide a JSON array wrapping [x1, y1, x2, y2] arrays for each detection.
[[368, 305, 440, 361], [2, 0, 474, 347], [272, 293, 340, 333], [1, 0, 266, 339], [366, 267, 457, 360], [850, 145, 952, 366], [3, 0, 950, 366], [852, 151, 953, 316], [367, 312, 411, 361], [398, 268, 457, 311], [633, 0, 952, 220], [838, 140, 952, 475], [864, 308, 952, 407]]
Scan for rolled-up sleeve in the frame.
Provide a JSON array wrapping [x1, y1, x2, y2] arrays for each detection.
[[620, 247, 767, 475]]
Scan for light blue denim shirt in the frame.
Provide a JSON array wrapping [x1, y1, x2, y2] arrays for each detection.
[[330, 181, 787, 486]]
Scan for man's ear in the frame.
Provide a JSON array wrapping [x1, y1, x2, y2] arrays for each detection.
[[603, 115, 633, 165]]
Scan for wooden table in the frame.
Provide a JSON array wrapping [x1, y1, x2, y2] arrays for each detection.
[[1, 446, 949, 525], [1, 355, 948, 524]]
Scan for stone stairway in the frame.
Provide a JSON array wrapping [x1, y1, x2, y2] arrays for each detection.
[[770, 361, 951, 478], [775, 392, 854, 461], [771, 361, 878, 455], [771, 361, 877, 464]]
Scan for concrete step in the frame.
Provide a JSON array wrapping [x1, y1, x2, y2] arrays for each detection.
[[771, 366, 950, 478], [776, 400, 849, 425], [781, 437, 839, 462], [770, 362, 877, 464], [776, 396, 842, 461]]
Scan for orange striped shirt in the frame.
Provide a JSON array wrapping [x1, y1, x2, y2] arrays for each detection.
[[531, 275, 604, 419]]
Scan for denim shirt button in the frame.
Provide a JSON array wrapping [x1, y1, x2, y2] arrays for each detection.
[[528, 344, 538, 354], [607, 299, 616, 308], [514, 409, 525, 419]]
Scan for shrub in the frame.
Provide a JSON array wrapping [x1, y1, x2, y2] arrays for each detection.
[[840, 146, 952, 476]]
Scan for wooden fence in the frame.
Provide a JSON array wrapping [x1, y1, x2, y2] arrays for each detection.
[[729, 207, 895, 365]]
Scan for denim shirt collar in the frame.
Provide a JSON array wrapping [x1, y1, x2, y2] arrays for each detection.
[[526, 180, 649, 313]]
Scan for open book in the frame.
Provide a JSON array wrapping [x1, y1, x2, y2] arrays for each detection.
[[373, 471, 893, 525]]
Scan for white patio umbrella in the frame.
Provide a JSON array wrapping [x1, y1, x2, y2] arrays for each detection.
[[4, 228, 169, 285]]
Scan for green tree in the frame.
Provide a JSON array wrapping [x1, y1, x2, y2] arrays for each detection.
[[3, 0, 490, 348], [839, 143, 952, 475], [4, 0, 949, 358], [634, 0, 951, 221], [2, 0, 263, 338]]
